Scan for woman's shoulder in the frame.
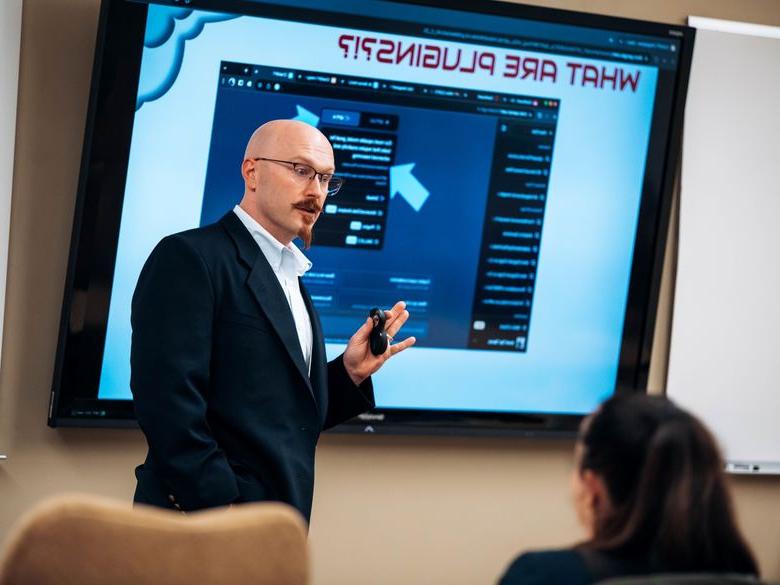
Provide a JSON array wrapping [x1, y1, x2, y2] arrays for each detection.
[[498, 548, 593, 585]]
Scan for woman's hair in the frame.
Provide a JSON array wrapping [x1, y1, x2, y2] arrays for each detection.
[[579, 394, 758, 575]]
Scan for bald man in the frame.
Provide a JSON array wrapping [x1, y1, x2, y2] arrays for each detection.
[[130, 120, 415, 522]]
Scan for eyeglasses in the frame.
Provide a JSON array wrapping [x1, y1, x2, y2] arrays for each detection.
[[253, 157, 345, 197]]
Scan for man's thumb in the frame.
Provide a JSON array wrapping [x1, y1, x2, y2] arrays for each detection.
[[352, 317, 372, 343]]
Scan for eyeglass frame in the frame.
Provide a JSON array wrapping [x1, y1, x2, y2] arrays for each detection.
[[251, 157, 345, 196]]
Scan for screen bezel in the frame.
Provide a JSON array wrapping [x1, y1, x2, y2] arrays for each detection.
[[49, 0, 695, 435]]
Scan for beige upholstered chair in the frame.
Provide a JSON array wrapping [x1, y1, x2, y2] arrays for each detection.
[[0, 493, 308, 585]]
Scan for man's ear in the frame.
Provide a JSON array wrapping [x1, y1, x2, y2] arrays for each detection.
[[241, 159, 256, 191]]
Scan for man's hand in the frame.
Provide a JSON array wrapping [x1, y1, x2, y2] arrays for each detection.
[[342, 301, 416, 385]]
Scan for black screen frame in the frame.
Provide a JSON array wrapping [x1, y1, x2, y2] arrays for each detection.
[[49, 0, 695, 435]]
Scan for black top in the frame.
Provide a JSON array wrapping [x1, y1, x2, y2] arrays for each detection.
[[499, 548, 660, 585]]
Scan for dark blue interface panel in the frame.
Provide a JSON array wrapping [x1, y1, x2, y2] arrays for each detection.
[[201, 61, 560, 352]]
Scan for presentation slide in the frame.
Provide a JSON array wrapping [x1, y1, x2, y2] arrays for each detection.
[[98, 4, 658, 415]]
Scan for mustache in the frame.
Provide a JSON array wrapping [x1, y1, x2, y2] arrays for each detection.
[[293, 200, 322, 214]]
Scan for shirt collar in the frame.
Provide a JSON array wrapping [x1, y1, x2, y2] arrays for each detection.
[[233, 205, 312, 278]]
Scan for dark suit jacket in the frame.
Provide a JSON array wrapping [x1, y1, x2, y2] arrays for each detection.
[[130, 211, 374, 522]]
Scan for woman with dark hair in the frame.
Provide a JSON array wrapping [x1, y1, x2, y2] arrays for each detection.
[[499, 394, 759, 585]]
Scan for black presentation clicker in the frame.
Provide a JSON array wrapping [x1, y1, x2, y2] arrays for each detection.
[[369, 307, 388, 355]]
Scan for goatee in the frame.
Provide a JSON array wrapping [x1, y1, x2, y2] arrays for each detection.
[[298, 225, 314, 249]]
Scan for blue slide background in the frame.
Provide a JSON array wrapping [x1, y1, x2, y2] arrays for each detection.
[[97, 6, 658, 415]]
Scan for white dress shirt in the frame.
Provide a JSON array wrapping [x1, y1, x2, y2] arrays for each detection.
[[233, 205, 313, 373]]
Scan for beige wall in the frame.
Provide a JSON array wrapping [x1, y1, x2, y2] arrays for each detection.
[[1, 1, 778, 584]]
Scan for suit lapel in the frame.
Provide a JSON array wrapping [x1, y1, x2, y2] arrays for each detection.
[[300, 280, 328, 410], [220, 212, 315, 402], [245, 262, 312, 390]]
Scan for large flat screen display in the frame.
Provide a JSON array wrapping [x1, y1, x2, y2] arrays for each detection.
[[50, 0, 694, 433]]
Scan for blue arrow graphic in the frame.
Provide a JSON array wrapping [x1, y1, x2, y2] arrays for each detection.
[[389, 163, 430, 212], [292, 105, 319, 127]]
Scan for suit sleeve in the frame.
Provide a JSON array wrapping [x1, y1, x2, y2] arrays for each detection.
[[130, 235, 239, 510], [323, 353, 375, 430]]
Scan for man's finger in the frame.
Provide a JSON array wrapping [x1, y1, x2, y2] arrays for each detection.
[[383, 301, 406, 325], [386, 309, 409, 338], [389, 336, 416, 356]]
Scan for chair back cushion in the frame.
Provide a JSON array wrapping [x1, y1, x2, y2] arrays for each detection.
[[0, 493, 308, 585]]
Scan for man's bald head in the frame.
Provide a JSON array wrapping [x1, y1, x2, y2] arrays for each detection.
[[239, 119, 336, 248], [244, 119, 333, 163]]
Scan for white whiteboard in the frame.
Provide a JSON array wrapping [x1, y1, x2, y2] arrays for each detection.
[[0, 0, 22, 368], [667, 17, 780, 474]]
